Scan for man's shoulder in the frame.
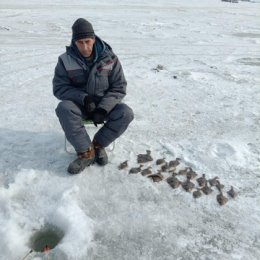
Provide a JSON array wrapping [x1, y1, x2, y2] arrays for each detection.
[[58, 46, 77, 64], [101, 49, 117, 62], [99, 41, 118, 63], [57, 51, 68, 63], [59, 52, 67, 58], [98, 49, 118, 70]]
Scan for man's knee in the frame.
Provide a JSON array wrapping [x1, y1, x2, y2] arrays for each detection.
[[109, 103, 134, 124], [122, 104, 134, 124], [55, 100, 81, 118]]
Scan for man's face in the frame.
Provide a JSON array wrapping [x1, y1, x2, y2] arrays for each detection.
[[75, 37, 95, 57]]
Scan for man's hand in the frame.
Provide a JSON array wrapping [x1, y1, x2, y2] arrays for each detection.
[[93, 108, 107, 126], [84, 96, 96, 114]]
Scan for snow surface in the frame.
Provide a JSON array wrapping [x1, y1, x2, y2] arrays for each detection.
[[0, 0, 260, 259]]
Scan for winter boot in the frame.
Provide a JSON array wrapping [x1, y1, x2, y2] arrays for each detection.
[[67, 145, 95, 174], [93, 139, 108, 166]]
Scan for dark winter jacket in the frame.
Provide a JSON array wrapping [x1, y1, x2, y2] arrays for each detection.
[[53, 36, 127, 113]]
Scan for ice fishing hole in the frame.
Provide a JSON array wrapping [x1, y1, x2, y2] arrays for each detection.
[[29, 224, 64, 252]]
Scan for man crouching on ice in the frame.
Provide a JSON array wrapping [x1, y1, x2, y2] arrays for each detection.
[[53, 18, 134, 174]]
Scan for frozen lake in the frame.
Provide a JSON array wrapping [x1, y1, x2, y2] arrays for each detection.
[[0, 0, 259, 259]]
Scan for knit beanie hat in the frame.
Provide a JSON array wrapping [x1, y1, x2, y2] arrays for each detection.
[[72, 18, 95, 41]]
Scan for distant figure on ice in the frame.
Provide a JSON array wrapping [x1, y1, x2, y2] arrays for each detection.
[[53, 18, 134, 174]]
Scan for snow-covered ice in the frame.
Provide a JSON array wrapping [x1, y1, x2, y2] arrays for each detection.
[[0, 0, 259, 259]]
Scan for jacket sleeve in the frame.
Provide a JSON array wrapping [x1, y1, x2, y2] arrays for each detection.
[[52, 57, 87, 105], [97, 57, 127, 113]]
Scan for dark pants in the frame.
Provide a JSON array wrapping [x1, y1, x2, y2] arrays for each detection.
[[55, 101, 134, 153]]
